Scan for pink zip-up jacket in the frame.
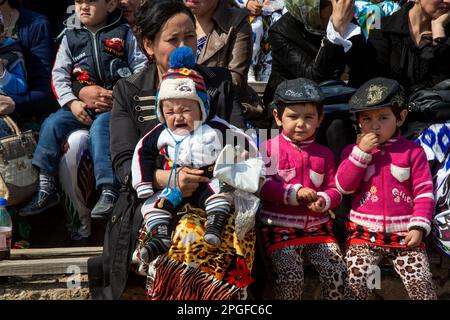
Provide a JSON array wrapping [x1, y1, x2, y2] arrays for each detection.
[[335, 136, 435, 236], [259, 133, 342, 229]]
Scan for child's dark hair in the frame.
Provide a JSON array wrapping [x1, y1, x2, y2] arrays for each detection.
[[276, 101, 324, 118], [135, 0, 196, 59]]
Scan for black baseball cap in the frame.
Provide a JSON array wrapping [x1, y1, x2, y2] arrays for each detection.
[[349, 77, 405, 112], [273, 78, 325, 104]]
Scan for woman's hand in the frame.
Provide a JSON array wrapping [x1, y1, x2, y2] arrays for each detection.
[[404, 229, 424, 248], [79, 85, 113, 113], [246, 0, 264, 16], [176, 167, 210, 197], [0, 95, 16, 115], [69, 100, 92, 125], [330, 0, 355, 37], [432, 11, 450, 40], [358, 133, 379, 153]]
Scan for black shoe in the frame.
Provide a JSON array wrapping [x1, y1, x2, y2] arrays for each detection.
[[91, 188, 118, 219], [204, 211, 228, 246], [19, 190, 60, 217]]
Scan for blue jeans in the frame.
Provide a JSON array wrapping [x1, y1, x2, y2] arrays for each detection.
[[32, 108, 113, 189], [0, 118, 12, 137]]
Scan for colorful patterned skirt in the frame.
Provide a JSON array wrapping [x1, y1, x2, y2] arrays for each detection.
[[346, 221, 426, 249], [260, 220, 338, 255]]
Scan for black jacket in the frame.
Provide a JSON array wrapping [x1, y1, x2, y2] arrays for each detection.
[[263, 12, 355, 107], [87, 63, 244, 299], [350, 2, 450, 95]]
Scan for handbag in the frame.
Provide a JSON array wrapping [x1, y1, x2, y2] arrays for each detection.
[[407, 79, 450, 122], [0, 116, 38, 206], [241, 85, 272, 129], [319, 79, 357, 114]]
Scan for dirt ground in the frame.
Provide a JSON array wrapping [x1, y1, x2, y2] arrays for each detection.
[[1, 266, 449, 300], [0, 274, 90, 300]]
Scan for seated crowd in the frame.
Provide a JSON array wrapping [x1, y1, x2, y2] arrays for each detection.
[[0, 0, 450, 300]]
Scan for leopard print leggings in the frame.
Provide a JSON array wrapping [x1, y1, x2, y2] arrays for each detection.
[[269, 243, 347, 300], [345, 244, 437, 300]]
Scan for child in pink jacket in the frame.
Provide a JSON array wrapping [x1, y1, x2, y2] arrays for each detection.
[[259, 78, 347, 300], [336, 77, 437, 300]]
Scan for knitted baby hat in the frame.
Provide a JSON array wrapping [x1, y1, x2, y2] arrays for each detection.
[[156, 46, 209, 124]]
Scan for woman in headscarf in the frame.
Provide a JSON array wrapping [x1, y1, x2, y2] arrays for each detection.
[[263, 0, 362, 106], [263, 0, 362, 163]]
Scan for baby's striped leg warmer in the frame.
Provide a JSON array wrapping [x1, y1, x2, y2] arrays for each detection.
[[141, 197, 178, 263]]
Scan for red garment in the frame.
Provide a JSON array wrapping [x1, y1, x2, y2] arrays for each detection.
[[261, 220, 337, 255], [346, 221, 426, 249]]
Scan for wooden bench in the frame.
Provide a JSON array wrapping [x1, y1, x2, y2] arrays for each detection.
[[248, 81, 267, 96], [0, 247, 102, 277]]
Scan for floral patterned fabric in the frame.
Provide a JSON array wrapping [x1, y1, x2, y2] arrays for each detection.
[[414, 122, 450, 256], [355, 0, 401, 40], [252, 11, 284, 81]]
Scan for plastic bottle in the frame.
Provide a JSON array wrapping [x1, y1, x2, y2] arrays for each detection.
[[0, 198, 12, 260]]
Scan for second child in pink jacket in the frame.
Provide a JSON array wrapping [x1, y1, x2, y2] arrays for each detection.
[[259, 78, 347, 300], [336, 77, 437, 300]]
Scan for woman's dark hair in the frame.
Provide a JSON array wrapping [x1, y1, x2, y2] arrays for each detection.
[[135, 0, 196, 58], [1, 0, 21, 8]]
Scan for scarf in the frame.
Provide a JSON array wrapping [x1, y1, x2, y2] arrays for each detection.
[[285, 0, 325, 35]]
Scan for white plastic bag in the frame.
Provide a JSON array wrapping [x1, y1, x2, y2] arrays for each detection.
[[234, 189, 260, 240], [213, 145, 265, 193]]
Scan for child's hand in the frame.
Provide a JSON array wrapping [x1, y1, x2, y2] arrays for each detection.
[[0, 94, 15, 115], [69, 100, 92, 125], [297, 187, 318, 203], [307, 198, 325, 213], [235, 149, 250, 163], [246, 0, 263, 15], [404, 229, 424, 248], [358, 132, 379, 153], [79, 85, 113, 113]]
